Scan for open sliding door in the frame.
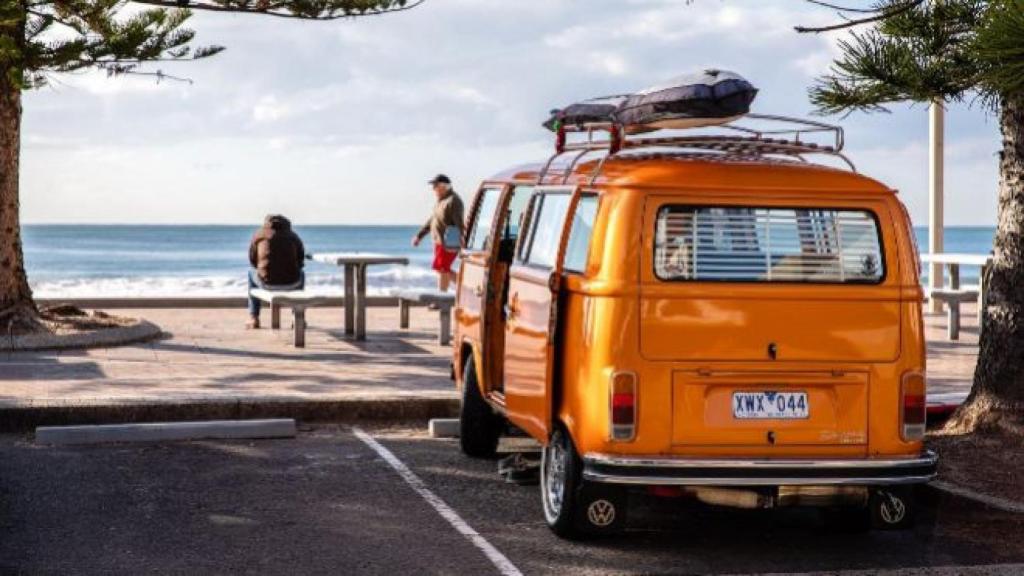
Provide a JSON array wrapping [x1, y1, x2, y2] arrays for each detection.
[[502, 186, 581, 441]]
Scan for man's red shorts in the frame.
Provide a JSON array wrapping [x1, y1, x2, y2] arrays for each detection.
[[432, 243, 458, 273]]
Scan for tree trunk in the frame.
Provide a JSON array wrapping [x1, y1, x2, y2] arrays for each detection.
[[947, 92, 1024, 434], [0, 68, 38, 332]]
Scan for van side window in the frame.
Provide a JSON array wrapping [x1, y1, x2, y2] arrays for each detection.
[[563, 195, 598, 274], [466, 188, 502, 252], [504, 186, 533, 241], [522, 193, 572, 269], [654, 206, 885, 284]]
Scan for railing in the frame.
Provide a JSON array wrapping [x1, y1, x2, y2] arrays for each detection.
[[537, 114, 855, 185]]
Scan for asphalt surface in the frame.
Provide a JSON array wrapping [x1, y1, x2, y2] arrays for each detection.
[[1, 426, 1023, 575]]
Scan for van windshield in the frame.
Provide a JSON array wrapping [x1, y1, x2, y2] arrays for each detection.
[[654, 206, 885, 284]]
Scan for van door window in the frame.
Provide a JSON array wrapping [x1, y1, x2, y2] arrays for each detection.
[[523, 193, 572, 269], [654, 206, 885, 283], [563, 195, 598, 274], [466, 188, 502, 252], [504, 186, 533, 241]]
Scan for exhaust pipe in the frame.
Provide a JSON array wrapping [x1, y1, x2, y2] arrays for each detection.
[[776, 486, 868, 508], [680, 486, 869, 510], [684, 487, 771, 509]]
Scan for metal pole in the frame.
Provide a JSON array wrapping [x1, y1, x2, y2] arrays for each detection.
[[929, 99, 945, 312]]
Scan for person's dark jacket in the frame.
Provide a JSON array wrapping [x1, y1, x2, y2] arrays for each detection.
[[249, 215, 305, 285]]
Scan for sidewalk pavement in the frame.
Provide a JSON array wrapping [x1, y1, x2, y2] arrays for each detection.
[[0, 306, 458, 430], [924, 302, 981, 398], [0, 302, 980, 430]]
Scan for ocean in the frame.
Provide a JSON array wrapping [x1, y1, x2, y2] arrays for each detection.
[[23, 225, 434, 298], [22, 225, 997, 298]]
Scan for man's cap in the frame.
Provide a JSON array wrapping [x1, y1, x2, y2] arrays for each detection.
[[428, 174, 451, 185]]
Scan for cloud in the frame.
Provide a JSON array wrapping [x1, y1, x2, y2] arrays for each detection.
[[19, 0, 1001, 225], [252, 95, 291, 123]]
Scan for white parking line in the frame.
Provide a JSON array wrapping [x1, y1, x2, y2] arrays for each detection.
[[931, 480, 1024, 514], [728, 564, 1024, 575], [352, 427, 524, 576]]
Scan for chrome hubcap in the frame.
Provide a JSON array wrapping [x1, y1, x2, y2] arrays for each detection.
[[542, 434, 567, 519]]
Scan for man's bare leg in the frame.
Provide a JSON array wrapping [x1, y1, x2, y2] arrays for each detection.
[[438, 272, 451, 292]]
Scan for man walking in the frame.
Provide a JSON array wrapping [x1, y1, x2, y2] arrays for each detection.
[[247, 214, 306, 328], [412, 174, 465, 292]]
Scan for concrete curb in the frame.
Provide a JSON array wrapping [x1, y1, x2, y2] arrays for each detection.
[[0, 320, 163, 352], [429, 418, 460, 438], [36, 419, 297, 446], [0, 398, 459, 433]]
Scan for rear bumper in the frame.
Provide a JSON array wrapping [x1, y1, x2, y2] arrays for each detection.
[[582, 450, 938, 487]]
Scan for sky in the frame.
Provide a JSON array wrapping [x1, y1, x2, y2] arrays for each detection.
[[20, 0, 1002, 226]]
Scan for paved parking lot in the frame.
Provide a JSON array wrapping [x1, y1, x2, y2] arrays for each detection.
[[1, 426, 1023, 575]]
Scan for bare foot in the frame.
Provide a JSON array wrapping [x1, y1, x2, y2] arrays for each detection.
[[246, 317, 260, 329]]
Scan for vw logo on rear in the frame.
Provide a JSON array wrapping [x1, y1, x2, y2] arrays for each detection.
[[879, 492, 907, 524], [587, 499, 617, 527]]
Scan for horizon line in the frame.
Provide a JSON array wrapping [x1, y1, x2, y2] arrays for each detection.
[[22, 222, 423, 227], [21, 222, 999, 229]]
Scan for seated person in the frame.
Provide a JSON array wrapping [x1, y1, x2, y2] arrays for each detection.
[[247, 214, 306, 328]]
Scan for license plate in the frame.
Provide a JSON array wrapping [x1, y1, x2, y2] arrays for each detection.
[[732, 391, 808, 419]]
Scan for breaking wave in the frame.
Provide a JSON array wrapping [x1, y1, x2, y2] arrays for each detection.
[[31, 265, 442, 298]]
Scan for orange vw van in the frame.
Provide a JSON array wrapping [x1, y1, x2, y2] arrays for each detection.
[[451, 115, 935, 538]]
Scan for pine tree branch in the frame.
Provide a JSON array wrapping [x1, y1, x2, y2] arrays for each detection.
[[804, 1, 881, 14], [119, 68, 193, 83], [26, 8, 85, 35], [796, 0, 926, 33], [128, 0, 425, 21]]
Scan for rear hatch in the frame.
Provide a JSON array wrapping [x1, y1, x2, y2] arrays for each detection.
[[641, 200, 900, 451]]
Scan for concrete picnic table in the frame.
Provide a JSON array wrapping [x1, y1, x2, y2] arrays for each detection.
[[310, 252, 410, 341], [920, 252, 993, 336]]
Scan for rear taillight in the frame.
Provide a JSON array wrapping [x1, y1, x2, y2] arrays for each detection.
[[610, 371, 637, 441], [901, 371, 926, 441]]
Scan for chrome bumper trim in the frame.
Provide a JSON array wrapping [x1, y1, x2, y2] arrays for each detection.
[[582, 450, 938, 487]]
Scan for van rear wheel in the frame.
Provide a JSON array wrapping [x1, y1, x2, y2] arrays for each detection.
[[459, 356, 503, 458], [541, 426, 626, 538], [825, 486, 916, 532]]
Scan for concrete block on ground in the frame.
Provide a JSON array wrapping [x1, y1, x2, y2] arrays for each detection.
[[35, 419, 297, 446], [429, 418, 460, 438]]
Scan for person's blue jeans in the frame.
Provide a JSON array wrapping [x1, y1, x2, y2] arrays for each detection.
[[248, 269, 305, 318]]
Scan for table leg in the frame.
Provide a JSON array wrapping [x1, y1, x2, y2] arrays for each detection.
[[355, 264, 368, 341], [294, 307, 306, 348], [438, 306, 452, 346], [344, 263, 355, 336]]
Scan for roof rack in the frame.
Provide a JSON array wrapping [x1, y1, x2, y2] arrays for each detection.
[[536, 113, 855, 185]]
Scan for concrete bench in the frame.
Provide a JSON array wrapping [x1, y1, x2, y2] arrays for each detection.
[[397, 291, 456, 346], [930, 288, 979, 341], [249, 289, 331, 347]]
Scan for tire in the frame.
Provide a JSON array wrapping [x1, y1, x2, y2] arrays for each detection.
[[541, 426, 627, 539], [459, 356, 503, 458], [869, 486, 916, 530], [823, 505, 872, 534]]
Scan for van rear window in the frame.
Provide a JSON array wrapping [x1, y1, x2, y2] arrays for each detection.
[[654, 206, 885, 284]]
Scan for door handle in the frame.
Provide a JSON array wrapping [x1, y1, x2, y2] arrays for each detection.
[[506, 292, 520, 318], [473, 285, 484, 297]]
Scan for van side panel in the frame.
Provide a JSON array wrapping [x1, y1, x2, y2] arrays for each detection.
[[556, 190, 642, 449]]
